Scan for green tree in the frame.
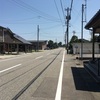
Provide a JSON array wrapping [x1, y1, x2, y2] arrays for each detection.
[[58, 42, 62, 47], [53, 42, 58, 48], [47, 40, 54, 49], [47, 40, 60, 49], [90, 35, 99, 42], [70, 35, 78, 43], [69, 35, 78, 54]]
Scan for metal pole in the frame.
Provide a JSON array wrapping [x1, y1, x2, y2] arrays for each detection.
[[81, 4, 84, 59], [37, 25, 39, 51]]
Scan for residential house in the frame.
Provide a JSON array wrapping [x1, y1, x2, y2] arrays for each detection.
[[0, 26, 32, 54]]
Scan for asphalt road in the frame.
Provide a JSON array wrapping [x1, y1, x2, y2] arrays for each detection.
[[0, 48, 100, 100]]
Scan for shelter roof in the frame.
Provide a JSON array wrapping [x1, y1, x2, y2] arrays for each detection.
[[85, 10, 100, 33], [7, 28, 31, 44], [13, 34, 31, 44], [0, 26, 31, 44]]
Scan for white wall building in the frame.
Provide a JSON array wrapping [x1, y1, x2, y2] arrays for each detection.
[[72, 42, 100, 54]]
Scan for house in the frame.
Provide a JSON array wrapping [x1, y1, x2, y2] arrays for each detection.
[[0, 26, 32, 54], [29, 40, 47, 51]]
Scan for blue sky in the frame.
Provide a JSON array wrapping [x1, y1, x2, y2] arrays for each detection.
[[0, 0, 100, 44]]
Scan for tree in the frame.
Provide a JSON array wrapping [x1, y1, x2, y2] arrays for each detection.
[[90, 35, 100, 42], [90, 31, 100, 42], [58, 42, 62, 47], [70, 35, 78, 43], [47, 40, 60, 49], [47, 40, 54, 49], [53, 42, 58, 48], [69, 35, 78, 54]]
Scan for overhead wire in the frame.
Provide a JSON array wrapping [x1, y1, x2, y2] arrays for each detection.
[[11, 0, 60, 22], [9, 0, 65, 26], [1, 16, 38, 22], [8, 0, 65, 41], [40, 24, 63, 30], [53, 0, 66, 40], [60, 0, 65, 20], [53, 0, 64, 25]]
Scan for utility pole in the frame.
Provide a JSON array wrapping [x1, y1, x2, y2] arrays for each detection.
[[66, 7, 71, 54], [81, 4, 84, 59], [80, 0, 87, 59], [37, 25, 39, 51]]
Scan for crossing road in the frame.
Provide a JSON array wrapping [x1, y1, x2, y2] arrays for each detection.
[[0, 48, 100, 100]]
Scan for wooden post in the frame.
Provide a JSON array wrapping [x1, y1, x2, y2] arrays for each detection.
[[8, 44, 9, 54], [17, 44, 19, 54], [25, 45, 27, 53]]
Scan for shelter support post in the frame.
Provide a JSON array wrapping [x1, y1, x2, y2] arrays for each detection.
[[92, 28, 95, 60], [8, 44, 9, 54], [17, 44, 19, 54]]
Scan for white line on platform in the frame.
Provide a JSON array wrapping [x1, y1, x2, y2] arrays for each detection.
[[35, 56, 43, 60], [55, 50, 65, 100], [0, 64, 21, 74]]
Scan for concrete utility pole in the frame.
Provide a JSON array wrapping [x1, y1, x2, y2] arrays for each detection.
[[37, 25, 39, 51], [66, 7, 71, 54]]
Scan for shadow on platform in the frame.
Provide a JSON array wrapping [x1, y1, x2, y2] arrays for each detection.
[[71, 67, 100, 92]]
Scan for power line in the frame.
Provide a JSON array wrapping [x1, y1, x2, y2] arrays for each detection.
[[41, 24, 62, 30], [1, 16, 38, 22], [60, 0, 65, 20], [54, 0, 64, 25], [39, 16, 61, 22], [11, 0, 60, 22], [53, 0, 65, 43]]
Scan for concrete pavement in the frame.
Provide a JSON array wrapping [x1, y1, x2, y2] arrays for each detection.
[[16, 51, 100, 100], [62, 53, 100, 100], [0, 49, 100, 100]]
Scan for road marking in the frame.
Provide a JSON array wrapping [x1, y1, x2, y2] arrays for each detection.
[[35, 56, 43, 60], [0, 64, 21, 74], [55, 50, 65, 100], [0, 53, 33, 62]]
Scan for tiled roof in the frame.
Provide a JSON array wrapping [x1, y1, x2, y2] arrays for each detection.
[[13, 34, 31, 44], [0, 26, 31, 44]]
